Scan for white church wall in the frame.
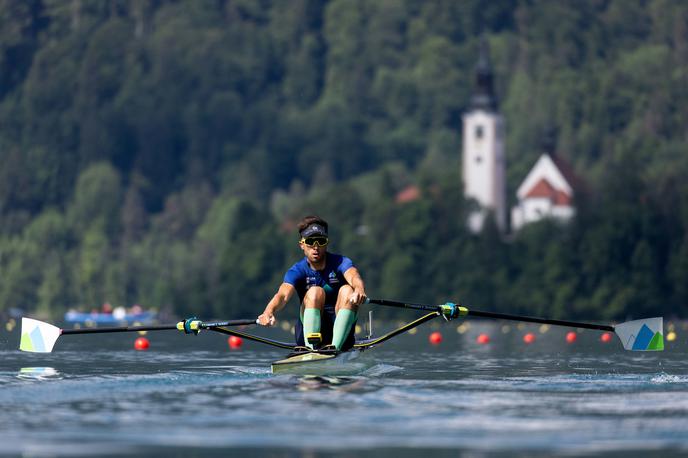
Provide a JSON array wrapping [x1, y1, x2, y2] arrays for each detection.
[[551, 205, 575, 220], [462, 110, 507, 232], [511, 199, 576, 231]]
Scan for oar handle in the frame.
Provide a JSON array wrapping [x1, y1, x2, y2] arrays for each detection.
[[201, 319, 259, 328]]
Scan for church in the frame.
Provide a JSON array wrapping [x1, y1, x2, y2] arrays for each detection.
[[462, 40, 577, 234], [510, 139, 578, 231]]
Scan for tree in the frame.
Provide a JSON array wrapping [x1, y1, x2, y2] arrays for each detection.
[[68, 161, 122, 237]]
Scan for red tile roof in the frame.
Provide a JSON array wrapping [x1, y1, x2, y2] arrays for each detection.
[[525, 178, 572, 205], [525, 178, 556, 198], [396, 185, 421, 204]]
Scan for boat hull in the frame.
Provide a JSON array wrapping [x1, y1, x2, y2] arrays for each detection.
[[271, 349, 369, 375]]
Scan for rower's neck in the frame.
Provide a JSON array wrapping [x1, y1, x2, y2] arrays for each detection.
[[308, 255, 326, 271]]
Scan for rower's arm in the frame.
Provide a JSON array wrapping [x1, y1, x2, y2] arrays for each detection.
[[258, 283, 295, 326], [343, 267, 367, 305]]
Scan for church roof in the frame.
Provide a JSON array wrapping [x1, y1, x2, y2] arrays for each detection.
[[524, 178, 573, 206], [550, 154, 582, 192], [516, 153, 577, 203], [395, 185, 421, 204]]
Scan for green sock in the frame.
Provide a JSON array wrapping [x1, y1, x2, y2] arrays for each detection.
[[332, 309, 357, 350], [302, 308, 321, 349]]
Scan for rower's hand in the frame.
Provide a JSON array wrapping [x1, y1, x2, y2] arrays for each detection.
[[258, 312, 276, 327], [348, 289, 367, 306]]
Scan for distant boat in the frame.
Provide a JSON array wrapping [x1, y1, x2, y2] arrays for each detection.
[[64, 308, 157, 326]]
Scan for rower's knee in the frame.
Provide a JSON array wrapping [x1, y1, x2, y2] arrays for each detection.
[[304, 286, 325, 309], [338, 285, 353, 299], [336, 285, 357, 311]]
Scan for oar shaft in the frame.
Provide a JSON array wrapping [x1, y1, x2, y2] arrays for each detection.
[[367, 299, 441, 313], [60, 319, 258, 335], [61, 324, 178, 335], [466, 309, 613, 332], [368, 298, 614, 332]]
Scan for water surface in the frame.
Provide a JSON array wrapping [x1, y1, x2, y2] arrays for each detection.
[[1, 321, 686, 456]]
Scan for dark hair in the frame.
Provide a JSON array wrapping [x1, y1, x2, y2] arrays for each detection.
[[297, 215, 328, 235]]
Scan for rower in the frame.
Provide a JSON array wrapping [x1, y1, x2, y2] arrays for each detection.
[[257, 215, 368, 352]]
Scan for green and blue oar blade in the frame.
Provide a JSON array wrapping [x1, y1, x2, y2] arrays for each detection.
[[614, 317, 664, 351], [20, 318, 62, 353]]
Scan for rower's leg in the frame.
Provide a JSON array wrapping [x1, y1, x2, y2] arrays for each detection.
[[332, 285, 358, 350], [302, 286, 325, 349]]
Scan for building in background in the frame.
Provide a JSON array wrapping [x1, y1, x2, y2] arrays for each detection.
[[462, 38, 507, 233], [511, 137, 577, 231]]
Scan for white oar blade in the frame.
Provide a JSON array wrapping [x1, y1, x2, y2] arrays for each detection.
[[614, 317, 663, 351], [20, 318, 62, 353]]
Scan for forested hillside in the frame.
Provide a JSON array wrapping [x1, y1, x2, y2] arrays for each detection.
[[1, 0, 687, 320]]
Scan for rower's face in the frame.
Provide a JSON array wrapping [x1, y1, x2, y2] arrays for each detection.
[[300, 241, 327, 264]]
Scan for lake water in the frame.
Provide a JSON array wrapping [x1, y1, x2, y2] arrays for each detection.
[[1, 318, 687, 457]]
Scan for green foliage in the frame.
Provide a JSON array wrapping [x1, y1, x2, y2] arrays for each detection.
[[73, 228, 111, 307], [68, 162, 122, 236]]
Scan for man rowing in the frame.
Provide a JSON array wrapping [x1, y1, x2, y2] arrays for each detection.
[[257, 216, 367, 352]]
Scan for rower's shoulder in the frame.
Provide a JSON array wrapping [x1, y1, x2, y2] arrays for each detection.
[[326, 252, 350, 264], [287, 257, 309, 272]]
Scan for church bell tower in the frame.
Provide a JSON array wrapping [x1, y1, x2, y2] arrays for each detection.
[[462, 38, 507, 233]]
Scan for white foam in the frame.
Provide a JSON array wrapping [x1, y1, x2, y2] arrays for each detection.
[[650, 373, 687, 384]]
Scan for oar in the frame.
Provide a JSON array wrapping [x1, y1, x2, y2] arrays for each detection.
[[366, 298, 664, 351], [19, 317, 258, 353]]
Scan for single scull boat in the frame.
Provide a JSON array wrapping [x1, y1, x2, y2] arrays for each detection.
[[19, 299, 664, 375]]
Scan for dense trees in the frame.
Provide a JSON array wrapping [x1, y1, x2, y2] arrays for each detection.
[[1, 0, 687, 320]]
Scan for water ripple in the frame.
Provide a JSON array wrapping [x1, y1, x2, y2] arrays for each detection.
[[0, 330, 687, 456]]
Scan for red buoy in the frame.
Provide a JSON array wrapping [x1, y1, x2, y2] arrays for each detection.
[[429, 331, 443, 345], [134, 337, 149, 350], [600, 332, 612, 343], [228, 335, 243, 349], [565, 331, 577, 344], [523, 333, 536, 344], [476, 333, 490, 345]]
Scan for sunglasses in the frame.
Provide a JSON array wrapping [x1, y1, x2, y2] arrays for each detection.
[[300, 236, 329, 247]]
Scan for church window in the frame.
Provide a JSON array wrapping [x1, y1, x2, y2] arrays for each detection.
[[475, 125, 484, 139]]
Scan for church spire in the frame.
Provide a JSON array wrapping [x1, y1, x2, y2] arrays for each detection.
[[541, 126, 558, 157], [462, 35, 507, 234], [470, 36, 498, 111]]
